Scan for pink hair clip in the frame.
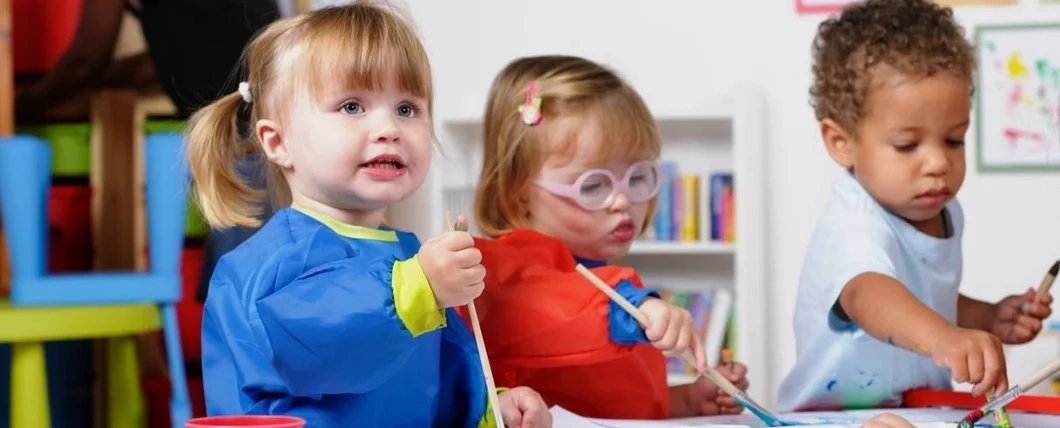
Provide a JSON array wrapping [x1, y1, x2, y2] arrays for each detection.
[[518, 81, 543, 126]]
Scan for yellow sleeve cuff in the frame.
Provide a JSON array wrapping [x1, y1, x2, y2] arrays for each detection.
[[392, 255, 446, 336], [477, 388, 511, 428]]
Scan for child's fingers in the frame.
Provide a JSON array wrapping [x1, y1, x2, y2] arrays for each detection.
[[949, 356, 970, 385], [974, 347, 1004, 397], [1010, 317, 1038, 340], [1021, 301, 1052, 320], [657, 313, 684, 349], [715, 394, 740, 408], [966, 350, 985, 386], [726, 364, 750, 390], [994, 366, 1010, 396], [691, 332, 707, 372], [719, 403, 745, 415]]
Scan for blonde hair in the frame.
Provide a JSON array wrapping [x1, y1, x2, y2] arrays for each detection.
[[474, 55, 662, 238], [186, 1, 433, 229]]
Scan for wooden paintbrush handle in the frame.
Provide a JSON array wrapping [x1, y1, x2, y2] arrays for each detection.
[[574, 265, 745, 396], [1020, 358, 1060, 392]]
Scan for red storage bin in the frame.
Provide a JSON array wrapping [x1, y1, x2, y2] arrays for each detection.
[[143, 374, 207, 428], [48, 183, 93, 272], [179, 245, 205, 359], [12, 0, 83, 74]]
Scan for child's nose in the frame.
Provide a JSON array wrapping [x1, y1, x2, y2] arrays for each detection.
[[607, 191, 630, 212], [371, 114, 400, 143], [922, 149, 951, 176]]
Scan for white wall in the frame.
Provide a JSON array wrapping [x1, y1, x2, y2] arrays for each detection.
[[402, 0, 1060, 407]]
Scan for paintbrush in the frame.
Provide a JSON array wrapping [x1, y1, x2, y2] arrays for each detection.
[[446, 212, 504, 428], [573, 264, 789, 427], [985, 391, 1011, 428], [1034, 260, 1059, 303], [957, 357, 1060, 427]]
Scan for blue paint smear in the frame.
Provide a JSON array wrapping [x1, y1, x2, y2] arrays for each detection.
[[826, 380, 837, 391]]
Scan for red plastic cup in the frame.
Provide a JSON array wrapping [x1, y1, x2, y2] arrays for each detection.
[[185, 415, 306, 428]]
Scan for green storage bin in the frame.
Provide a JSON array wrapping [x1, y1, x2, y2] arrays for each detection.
[[17, 123, 92, 177], [185, 196, 210, 239], [143, 119, 186, 135]]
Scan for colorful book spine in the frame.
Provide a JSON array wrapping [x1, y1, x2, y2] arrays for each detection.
[[679, 174, 698, 242], [653, 162, 678, 241], [709, 173, 735, 242], [644, 162, 735, 244]]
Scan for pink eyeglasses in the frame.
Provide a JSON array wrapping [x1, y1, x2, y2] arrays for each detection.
[[533, 160, 664, 211]]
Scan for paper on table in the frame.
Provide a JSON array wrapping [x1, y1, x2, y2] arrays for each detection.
[[550, 406, 1060, 428]]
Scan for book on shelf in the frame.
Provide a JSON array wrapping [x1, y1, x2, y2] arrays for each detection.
[[646, 161, 735, 244], [653, 287, 734, 375]]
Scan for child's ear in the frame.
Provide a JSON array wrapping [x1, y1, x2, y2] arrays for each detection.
[[257, 119, 292, 168], [820, 118, 855, 169]]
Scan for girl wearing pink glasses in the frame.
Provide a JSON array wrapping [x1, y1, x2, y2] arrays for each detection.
[[457, 55, 749, 420]]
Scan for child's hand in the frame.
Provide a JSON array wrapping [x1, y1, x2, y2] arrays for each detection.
[[928, 326, 1008, 396], [984, 287, 1053, 344], [418, 230, 485, 308], [497, 386, 552, 428], [685, 362, 749, 416], [861, 413, 915, 428], [637, 298, 707, 370]]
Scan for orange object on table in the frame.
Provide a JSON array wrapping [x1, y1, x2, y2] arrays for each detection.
[[903, 388, 1060, 414]]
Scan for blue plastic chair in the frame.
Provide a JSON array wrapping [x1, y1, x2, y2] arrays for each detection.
[[0, 133, 192, 427]]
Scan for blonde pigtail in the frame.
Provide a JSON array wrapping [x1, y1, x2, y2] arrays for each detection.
[[186, 91, 266, 229]]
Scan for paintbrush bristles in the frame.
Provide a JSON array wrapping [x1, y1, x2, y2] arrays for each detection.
[[1036, 260, 1060, 302]]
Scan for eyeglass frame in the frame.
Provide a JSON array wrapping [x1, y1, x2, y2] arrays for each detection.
[[531, 160, 665, 211]]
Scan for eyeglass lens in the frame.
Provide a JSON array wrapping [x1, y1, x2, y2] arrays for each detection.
[[577, 162, 660, 208]]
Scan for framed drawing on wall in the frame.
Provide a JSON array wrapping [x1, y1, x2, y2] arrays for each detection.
[[975, 23, 1060, 172], [796, 0, 1015, 15], [795, 0, 855, 14]]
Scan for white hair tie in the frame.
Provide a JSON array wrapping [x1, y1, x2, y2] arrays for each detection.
[[238, 82, 252, 103]]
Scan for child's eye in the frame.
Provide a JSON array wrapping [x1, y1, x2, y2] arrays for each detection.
[[340, 102, 363, 114], [945, 139, 965, 147], [579, 182, 605, 194], [895, 143, 917, 153], [396, 103, 419, 118]]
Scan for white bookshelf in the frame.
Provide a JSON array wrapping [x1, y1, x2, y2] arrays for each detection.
[[390, 86, 772, 406]]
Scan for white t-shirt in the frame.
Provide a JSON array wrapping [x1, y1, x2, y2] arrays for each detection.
[[777, 172, 961, 412]]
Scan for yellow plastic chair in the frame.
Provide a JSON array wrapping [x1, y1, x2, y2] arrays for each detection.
[[0, 302, 159, 427]]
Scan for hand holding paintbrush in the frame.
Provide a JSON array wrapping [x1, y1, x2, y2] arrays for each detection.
[[574, 264, 789, 427], [444, 213, 505, 428], [979, 261, 1055, 346], [957, 357, 1060, 427]]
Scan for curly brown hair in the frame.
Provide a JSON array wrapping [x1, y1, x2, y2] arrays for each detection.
[[809, 0, 975, 132]]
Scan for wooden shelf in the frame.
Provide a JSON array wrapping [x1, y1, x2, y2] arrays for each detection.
[[628, 241, 735, 255]]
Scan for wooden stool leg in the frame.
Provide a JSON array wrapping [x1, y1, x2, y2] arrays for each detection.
[[107, 337, 145, 428], [11, 341, 51, 427]]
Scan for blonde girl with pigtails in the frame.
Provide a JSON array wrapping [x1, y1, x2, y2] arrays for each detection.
[[186, 2, 551, 426]]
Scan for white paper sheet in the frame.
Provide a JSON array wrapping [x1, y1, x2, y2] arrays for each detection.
[[549, 406, 1060, 427]]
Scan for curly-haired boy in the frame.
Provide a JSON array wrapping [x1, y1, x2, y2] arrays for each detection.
[[778, 0, 1053, 413]]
